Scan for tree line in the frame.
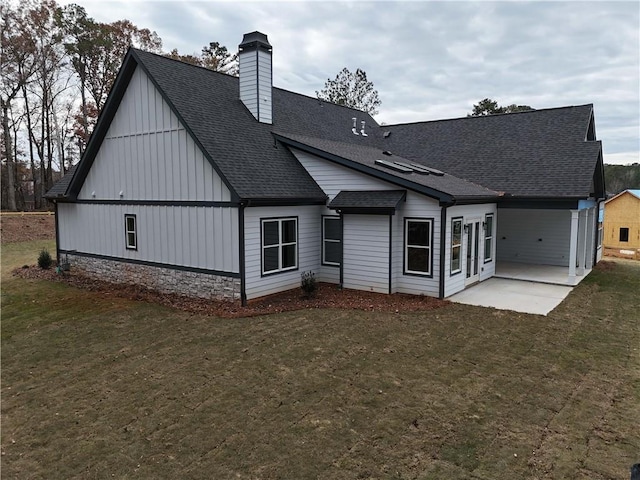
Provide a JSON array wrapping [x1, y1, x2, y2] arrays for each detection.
[[1, 0, 237, 211]]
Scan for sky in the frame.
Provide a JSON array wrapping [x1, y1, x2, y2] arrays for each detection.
[[60, 0, 639, 165]]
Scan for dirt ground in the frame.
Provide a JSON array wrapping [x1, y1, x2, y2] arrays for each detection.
[[0, 213, 55, 243]]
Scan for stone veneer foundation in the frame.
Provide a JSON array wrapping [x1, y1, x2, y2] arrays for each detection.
[[63, 254, 241, 301]]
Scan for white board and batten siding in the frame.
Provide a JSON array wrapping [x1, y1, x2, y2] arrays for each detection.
[[60, 65, 239, 274], [78, 66, 231, 202], [443, 203, 498, 298], [58, 203, 240, 273], [343, 215, 390, 294], [497, 209, 571, 267], [244, 205, 321, 300]]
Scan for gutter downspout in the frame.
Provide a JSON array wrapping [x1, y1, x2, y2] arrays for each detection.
[[239, 204, 247, 306], [54, 201, 60, 266], [438, 203, 453, 299]]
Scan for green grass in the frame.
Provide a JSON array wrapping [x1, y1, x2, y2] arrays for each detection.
[[2, 242, 639, 479]]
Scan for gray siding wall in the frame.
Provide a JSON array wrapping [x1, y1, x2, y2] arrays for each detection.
[[78, 66, 231, 202], [342, 215, 390, 294], [292, 148, 392, 200], [497, 208, 571, 266], [393, 192, 441, 297], [238, 50, 272, 124], [58, 203, 240, 273], [444, 203, 498, 298], [244, 205, 321, 300]]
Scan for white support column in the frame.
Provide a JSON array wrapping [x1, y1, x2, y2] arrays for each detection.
[[577, 209, 588, 276], [568, 210, 579, 282], [585, 207, 595, 270]]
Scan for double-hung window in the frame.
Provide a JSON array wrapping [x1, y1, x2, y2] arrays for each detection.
[[405, 218, 433, 276], [450, 218, 462, 274], [262, 218, 297, 275], [125, 214, 137, 250], [322, 216, 341, 266], [484, 213, 494, 262]]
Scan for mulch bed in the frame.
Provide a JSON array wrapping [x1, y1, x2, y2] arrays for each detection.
[[13, 265, 449, 318]]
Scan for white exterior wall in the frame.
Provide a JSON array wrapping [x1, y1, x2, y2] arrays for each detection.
[[342, 215, 390, 294], [292, 149, 392, 200], [239, 50, 272, 124], [78, 66, 231, 202], [244, 205, 321, 300], [393, 191, 442, 297], [497, 209, 571, 267], [443, 203, 498, 298], [318, 210, 340, 285], [58, 203, 239, 273]]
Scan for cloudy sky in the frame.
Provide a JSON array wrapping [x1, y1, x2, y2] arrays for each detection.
[[61, 1, 639, 165]]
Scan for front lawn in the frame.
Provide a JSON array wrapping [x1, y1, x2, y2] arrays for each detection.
[[2, 241, 638, 479]]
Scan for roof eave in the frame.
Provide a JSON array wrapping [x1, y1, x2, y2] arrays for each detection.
[[274, 133, 455, 204]]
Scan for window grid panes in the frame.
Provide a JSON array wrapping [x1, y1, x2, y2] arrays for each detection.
[[262, 218, 297, 274], [323, 217, 341, 266], [405, 219, 432, 275], [125, 215, 137, 250], [484, 214, 494, 262], [451, 218, 462, 274]]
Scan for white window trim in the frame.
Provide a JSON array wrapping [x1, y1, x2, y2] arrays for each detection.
[[484, 213, 494, 263], [404, 218, 433, 276], [125, 214, 137, 250], [451, 218, 463, 275], [322, 216, 341, 266], [261, 217, 298, 275]]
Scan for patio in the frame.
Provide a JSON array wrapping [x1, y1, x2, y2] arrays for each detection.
[[449, 261, 591, 316]]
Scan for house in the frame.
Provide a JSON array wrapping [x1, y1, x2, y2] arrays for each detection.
[[46, 31, 606, 304], [603, 189, 640, 253]]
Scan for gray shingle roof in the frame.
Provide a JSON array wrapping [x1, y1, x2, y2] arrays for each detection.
[[329, 190, 407, 213], [47, 48, 604, 204], [381, 105, 602, 198], [274, 132, 499, 201], [44, 164, 78, 199]]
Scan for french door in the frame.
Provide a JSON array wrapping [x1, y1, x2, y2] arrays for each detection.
[[465, 220, 480, 285]]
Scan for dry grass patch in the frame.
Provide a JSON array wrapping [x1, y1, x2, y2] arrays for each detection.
[[2, 242, 639, 479]]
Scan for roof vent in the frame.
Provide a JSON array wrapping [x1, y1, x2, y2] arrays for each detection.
[[360, 121, 368, 137], [382, 150, 392, 156], [383, 131, 391, 138], [351, 117, 359, 135]]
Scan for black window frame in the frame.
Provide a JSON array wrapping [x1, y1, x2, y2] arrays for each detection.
[[124, 214, 137, 250], [261, 217, 298, 276], [403, 217, 434, 277], [322, 215, 341, 267]]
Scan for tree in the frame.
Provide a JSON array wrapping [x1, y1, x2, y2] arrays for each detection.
[[164, 42, 239, 75], [201, 42, 238, 75], [316, 67, 381, 116], [1, 1, 38, 210], [469, 98, 534, 116]]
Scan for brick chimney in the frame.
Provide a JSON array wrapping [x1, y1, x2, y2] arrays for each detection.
[[238, 32, 272, 124]]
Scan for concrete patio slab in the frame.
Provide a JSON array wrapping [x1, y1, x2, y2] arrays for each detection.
[[448, 278, 574, 316]]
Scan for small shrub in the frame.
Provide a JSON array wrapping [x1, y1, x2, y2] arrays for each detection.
[[300, 271, 317, 298], [37, 248, 53, 270]]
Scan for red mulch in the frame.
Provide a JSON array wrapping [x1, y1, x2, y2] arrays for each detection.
[[13, 266, 448, 318]]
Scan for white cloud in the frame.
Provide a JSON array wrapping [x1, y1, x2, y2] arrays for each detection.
[[57, 0, 639, 163]]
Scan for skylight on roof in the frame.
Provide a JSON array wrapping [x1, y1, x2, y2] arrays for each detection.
[[375, 159, 413, 173]]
